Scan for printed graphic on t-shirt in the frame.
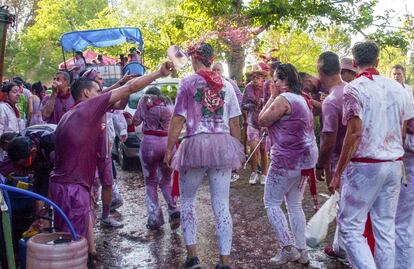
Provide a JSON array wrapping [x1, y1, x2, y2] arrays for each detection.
[[193, 87, 225, 117]]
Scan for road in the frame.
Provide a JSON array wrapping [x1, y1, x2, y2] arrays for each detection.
[[93, 162, 351, 269]]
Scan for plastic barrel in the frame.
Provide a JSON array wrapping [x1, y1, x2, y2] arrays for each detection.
[[26, 232, 88, 269]]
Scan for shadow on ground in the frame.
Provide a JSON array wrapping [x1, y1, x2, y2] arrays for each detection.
[[94, 163, 351, 269]]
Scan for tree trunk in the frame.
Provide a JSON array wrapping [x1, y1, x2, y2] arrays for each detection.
[[226, 44, 245, 85]]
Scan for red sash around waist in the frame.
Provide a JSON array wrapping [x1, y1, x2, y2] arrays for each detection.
[[351, 157, 403, 163], [143, 130, 168, 137]]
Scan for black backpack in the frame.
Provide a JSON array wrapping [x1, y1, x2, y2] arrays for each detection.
[[20, 124, 57, 156]]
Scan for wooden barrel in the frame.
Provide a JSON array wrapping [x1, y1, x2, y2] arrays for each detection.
[[26, 232, 88, 269]]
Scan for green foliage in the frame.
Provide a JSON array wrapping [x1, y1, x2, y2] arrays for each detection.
[[159, 83, 178, 101], [255, 28, 323, 75], [3, 0, 413, 84], [5, 0, 108, 81], [378, 46, 413, 85], [314, 27, 352, 56]]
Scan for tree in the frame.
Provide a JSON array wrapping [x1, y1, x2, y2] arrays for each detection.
[[314, 27, 352, 57], [255, 28, 323, 75], [5, 0, 108, 81], [177, 0, 382, 82], [378, 46, 413, 84], [3, 0, 39, 32]]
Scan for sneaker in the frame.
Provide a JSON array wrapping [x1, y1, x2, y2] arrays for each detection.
[[260, 174, 266, 185], [249, 172, 258, 185], [169, 212, 181, 230], [324, 246, 347, 262], [230, 173, 240, 183], [270, 247, 301, 265], [214, 264, 231, 269], [183, 256, 201, 269], [110, 198, 124, 211], [297, 249, 310, 265], [100, 217, 124, 228]]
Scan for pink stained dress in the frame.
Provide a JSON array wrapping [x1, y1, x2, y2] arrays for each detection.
[[172, 74, 244, 171]]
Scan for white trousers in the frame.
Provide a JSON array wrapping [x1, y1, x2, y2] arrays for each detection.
[[333, 170, 347, 257], [338, 161, 402, 269], [395, 155, 414, 269], [264, 168, 306, 249], [180, 167, 233, 255]]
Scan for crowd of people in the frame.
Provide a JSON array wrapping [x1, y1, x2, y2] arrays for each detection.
[[0, 39, 413, 269]]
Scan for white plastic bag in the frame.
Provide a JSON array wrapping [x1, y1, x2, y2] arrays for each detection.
[[305, 192, 339, 248]]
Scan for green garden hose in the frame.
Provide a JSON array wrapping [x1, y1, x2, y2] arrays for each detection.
[[0, 192, 16, 269]]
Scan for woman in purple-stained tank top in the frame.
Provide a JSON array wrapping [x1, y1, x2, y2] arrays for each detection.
[[133, 87, 180, 230], [259, 63, 318, 266]]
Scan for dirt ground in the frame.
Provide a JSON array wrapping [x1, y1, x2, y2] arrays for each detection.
[[93, 162, 351, 269]]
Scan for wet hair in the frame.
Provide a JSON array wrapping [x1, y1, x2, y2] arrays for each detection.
[[392, 64, 405, 74], [318, 51, 340, 76], [24, 82, 31, 90], [70, 77, 99, 101], [270, 61, 281, 72], [189, 43, 215, 67], [144, 86, 172, 105], [352, 41, 379, 67], [32, 81, 44, 99], [12, 76, 24, 86], [8, 136, 31, 162], [276, 63, 302, 94], [1, 81, 18, 93], [145, 86, 161, 96], [0, 132, 19, 145], [55, 71, 71, 84], [298, 72, 310, 81]]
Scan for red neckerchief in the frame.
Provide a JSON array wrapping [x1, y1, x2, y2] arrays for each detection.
[[196, 70, 223, 93], [301, 92, 313, 110], [5, 101, 19, 118], [356, 67, 380, 80], [70, 100, 82, 109], [301, 168, 318, 212], [57, 90, 71, 99]]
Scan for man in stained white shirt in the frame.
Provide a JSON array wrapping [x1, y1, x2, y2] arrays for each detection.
[[391, 64, 414, 269], [330, 41, 414, 269]]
